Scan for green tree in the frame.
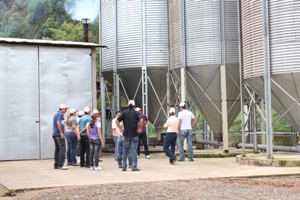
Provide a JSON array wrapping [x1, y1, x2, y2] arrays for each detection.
[[43, 21, 82, 41]]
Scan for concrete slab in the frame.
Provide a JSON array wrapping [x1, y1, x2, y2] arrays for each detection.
[[0, 146, 300, 195]]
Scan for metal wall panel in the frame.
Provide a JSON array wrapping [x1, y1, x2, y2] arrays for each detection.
[[117, 1, 142, 69], [224, 0, 239, 64], [39, 47, 92, 159], [185, 0, 220, 66], [169, 0, 181, 70], [145, 0, 168, 67], [0, 44, 39, 160], [100, 0, 114, 72], [241, 0, 264, 80], [269, 1, 300, 74]]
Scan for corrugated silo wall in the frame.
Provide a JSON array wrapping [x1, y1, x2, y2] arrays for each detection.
[[241, 1, 300, 131], [100, 0, 169, 128], [169, 0, 240, 134]]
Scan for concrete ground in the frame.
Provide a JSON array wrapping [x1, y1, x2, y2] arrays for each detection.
[[0, 146, 300, 196]]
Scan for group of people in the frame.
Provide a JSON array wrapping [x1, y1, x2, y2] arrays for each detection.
[[52, 100, 196, 171], [52, 104, 103, 170]]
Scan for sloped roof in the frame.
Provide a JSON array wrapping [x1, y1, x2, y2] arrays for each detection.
[[0, 37, 107, 48]]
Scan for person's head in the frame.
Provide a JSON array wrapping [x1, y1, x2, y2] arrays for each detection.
[[128, 100, 135, 108], [78, 110, 85, 118], [93, 109, 101, 116], [115, 111, 121, 118], [135, 107, 142, 114], [65, 108, 78, 125], [169, 107, 176, 116], [178, 102, 186, 110], [59, 104, 68, 114], [84, 106, 91, 115], [89, 113, 98, 128]]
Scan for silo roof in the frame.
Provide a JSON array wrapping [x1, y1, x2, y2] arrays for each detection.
[[0, 37, 107, 48]]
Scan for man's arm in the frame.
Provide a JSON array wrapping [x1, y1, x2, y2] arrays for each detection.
[[178, 119, 182, 130], [192, 118, 197, 128], [137, 119, 144, 133], [56, 122, 64, 139]]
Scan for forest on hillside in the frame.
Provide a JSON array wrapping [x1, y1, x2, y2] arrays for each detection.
[[0, 0, 99, 43]]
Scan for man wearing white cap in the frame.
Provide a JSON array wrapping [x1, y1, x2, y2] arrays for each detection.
[[163, 107, 179, 165], [78, 106, 92, 167], [52, 104, 68, 170], [178, 102, 197, 162], [116, 100, 143, 171]]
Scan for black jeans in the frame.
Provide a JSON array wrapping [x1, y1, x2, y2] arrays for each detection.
[[53, 136, 66, 168], [137, 131, 149, 156], [89, 139, 101, 167], [80, 135, 90, 167]]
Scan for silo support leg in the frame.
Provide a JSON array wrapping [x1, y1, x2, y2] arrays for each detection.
[[221, 65, 229, 153]]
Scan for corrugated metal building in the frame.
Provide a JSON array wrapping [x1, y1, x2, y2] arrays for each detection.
[[0, 38, 105, 160]]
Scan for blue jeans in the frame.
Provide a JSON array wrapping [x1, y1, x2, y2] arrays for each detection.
[[53, 136, 66, 168], [117, 136, 132, 167], [64, 131, 78, 164], [89, 139, 101, 167], [179, 129, 193, 160], [163, 133, 177, 163], [122, 136, 138, 170], [113, 136, 119, 160]]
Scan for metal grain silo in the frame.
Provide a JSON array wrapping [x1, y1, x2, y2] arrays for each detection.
[[240, 1, 300, 131], [100, 0, 170, 129], [169, 0, 240, 135]]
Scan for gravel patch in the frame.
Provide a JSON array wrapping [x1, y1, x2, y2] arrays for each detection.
[[9, 176, 300, 200]]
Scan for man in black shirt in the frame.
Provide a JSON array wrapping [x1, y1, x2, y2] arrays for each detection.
[[116, 100, 143, 171]]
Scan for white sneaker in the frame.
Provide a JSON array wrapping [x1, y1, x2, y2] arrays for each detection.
[[94, 166, 102, 171], [59, 166, 68, 170], [137, 155, 140, 159], [146, 155, 150, 159], [90, 166, 94, 170]]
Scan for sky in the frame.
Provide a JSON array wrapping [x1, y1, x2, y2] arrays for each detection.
[[65, 0, 99, 22]]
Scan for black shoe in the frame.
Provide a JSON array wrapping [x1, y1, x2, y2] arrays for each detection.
[[122, 168, 126, 171], [171, 158, 178, 165], [67, 163, 72, 166], [178, 159, 185, 162], [54, 166, 58, 169], [189, 158, 194, 161]]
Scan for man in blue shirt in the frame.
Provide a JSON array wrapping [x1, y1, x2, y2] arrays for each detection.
[[78, 106, 91, 167], [52, 104, 68, 170], [116, 100, 143, 172]]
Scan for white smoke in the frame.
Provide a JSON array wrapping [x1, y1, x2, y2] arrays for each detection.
[[64, 0, 99, 22]]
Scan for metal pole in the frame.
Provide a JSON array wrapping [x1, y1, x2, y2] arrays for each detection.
[[100, 75, 106, 145], [237, 0, 246, 156], [252, 92, 258, 153], [141, 0, 148, 144], [112, 0, 119, 113], [180, 0, 187, 151], [262, 0, 273, 159]]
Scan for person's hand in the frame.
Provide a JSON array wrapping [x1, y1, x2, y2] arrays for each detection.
[[77, 135, 81, 141], [121, 128, 125, 133], [60, 132, 64, 139], [137, 128, 142, 133], [101, 142, 104, 148]]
